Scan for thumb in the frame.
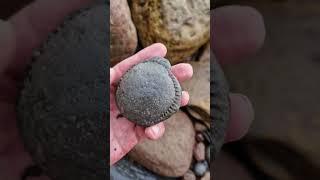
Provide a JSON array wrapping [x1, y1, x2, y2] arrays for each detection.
[[0, 20, 16, 73]]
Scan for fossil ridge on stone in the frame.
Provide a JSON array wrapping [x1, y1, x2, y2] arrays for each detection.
[[116, 57, 182, 127]]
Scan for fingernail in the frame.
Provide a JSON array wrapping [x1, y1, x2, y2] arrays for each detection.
[[151, 126, 160, 137]]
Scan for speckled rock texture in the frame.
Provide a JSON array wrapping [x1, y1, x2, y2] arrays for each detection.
[[130, 0, 210, 64], [17, 4, 107, 180], [116, 57, 182, 127], [128, 111, 195, 177], [110, 0, 138, 65], [211, 53, 230, 161]]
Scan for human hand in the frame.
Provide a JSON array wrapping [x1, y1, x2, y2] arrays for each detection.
[[211, 5, 265, 142], [0, 0, 94, 179], [109, 43, 193, 165]]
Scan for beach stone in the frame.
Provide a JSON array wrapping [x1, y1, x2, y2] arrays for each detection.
[[116, 57, 182, 127], [17, 4, 107, 180], [194, 161, 208, 177], [194, 122, 207, 132], [196, 133, 205, 142], [201, 172, 210, 180], [110, 0, 137, 65], [194, 142, 206, 161], [181, 45, 210, 116], [183, 170, 196, 180], [130, 0, 210, 64], [129, 111, 195, 177]]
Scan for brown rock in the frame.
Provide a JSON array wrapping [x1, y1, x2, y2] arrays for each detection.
[[183, 170, 196, 180], [194, 142, 206, 161], [110, 0, 137, 65], [181, 47, 210, 121], [196, 133, 205, 142], [194, 122, 207, 132], [131, 0, 210, 64], [201, 171, 210, 180], [129, 111, 195, 177]]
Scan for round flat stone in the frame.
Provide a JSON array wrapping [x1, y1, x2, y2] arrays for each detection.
[[116, 57, 182, 127]]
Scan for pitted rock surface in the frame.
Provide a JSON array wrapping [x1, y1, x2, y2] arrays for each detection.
[[17, 4, 107, 180], [130, 0, 210, 64], [116, 57, 182, 127]]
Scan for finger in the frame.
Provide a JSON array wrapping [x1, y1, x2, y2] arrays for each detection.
[[171, 63, 193, 83], [110, 68, 116, 85], [0, 20, 15, 73], [225, 93, 254, 142], [181, 91, 189, 106], [8, 0, 93, 73], [112, 43, 167, 84], [144, 122, 165, 140], [211, 6, 265, 65]]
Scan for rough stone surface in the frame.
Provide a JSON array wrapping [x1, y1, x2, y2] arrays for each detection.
[[130, 0, 210, 64], [206, 146, 210, 163], [116, 57, 182, 127], [194, 142, 206, 161], [129, 111, 195, 177], [110, 0, 137, 65], [183, 170, 196, 180], [17, 5, 107, 180], [194, 161, 208, 177]]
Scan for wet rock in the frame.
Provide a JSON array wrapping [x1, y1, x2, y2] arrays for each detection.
[[110, 0, 137, 65], [129, 111, 195, 177], [194, 142, 206, 161], [183, 170, 196, 180], [194, 161, 208, 177], [116, 57, 182, 127], [130, 0, 210, 64], [17, 5, 107, 180]]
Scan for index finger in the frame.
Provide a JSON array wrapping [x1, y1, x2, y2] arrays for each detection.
[[111, 43, 167, 84]]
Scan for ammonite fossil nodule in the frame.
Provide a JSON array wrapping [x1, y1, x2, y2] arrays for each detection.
[[116, 57, 182, 127], [17, 4, 107, 180]]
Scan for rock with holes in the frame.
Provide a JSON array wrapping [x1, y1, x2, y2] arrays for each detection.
[[17, 4, 107, 180], [130, 0, 210, 64], [110, 0, 138, 65], [116, 57, 182, 127], [129, 111, 195, 177]]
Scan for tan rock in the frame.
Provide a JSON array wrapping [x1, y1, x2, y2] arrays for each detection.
[[201, 171, 210, 180], [194, 142, 206, 161], [130, 0, 210, 64], [129, 111, 195, 177], [110, 0, 137, 65], [183, 170, 196, 180], [181, 46, 210, 116]]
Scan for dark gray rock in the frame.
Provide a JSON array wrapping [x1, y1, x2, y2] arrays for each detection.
[[17, 4, 107, 180], [116, 57, 182, 127]]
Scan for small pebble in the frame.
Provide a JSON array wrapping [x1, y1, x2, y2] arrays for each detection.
[[206, 146, 210, 162], [183, 170, 196, 180], [194, 142, 205, 161], [201, 171, 210, 180], [193, 161, 208, 177], [194, 123, 207, 132], [196, 133, 204, 142]]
